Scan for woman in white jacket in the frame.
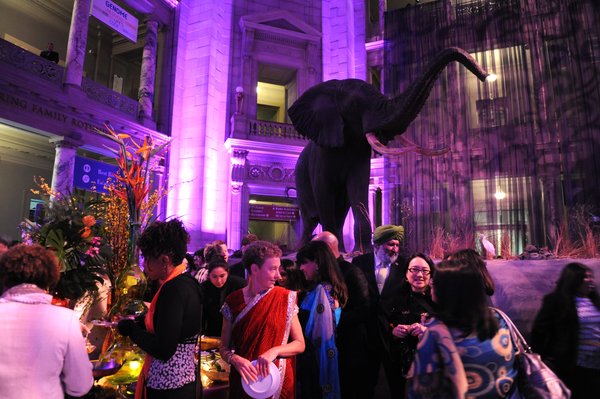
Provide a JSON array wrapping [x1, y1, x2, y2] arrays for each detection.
[[0, 244, 93, 399]]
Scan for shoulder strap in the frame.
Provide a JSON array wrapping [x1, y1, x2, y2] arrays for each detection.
[[492, 307, 532, 354]]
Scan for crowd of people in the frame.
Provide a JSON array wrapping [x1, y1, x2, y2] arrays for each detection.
[[0, 221, 599, 399]]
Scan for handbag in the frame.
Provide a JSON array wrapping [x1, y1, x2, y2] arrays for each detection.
[[494, 308, 571, 399]]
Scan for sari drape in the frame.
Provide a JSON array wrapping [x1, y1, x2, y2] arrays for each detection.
[[299, 284, 341, 399], [222, 286, 298, 399]]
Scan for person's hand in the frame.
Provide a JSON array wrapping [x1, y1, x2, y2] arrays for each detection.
[[409, 323, 426, 339], [117, 319, 136, 337], [256, 348, 278, 378], [392, 324, 411, 339], [231, 354, 259, 385]]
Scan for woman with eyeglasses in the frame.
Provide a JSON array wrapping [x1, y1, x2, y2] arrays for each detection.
[[389, 253, 436, 398]]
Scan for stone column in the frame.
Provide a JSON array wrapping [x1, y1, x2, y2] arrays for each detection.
[[138, 19, 159, 127], [227, 150, 249, 251], [64, 0, 91, 88], [49, 137, 77, 201]]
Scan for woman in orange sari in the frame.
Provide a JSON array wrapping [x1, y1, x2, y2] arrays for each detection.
[[220, 241, 305, 399]]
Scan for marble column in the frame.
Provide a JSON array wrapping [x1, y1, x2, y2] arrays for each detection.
[[64, 0, 91, 88], [49, 137, 77, 201], [138, 19, 159, 126]]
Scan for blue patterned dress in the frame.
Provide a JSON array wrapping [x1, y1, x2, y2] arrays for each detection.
[[409, 310, 518, 398]]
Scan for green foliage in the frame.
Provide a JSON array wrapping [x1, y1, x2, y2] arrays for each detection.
[[20, 186, 113, 301]]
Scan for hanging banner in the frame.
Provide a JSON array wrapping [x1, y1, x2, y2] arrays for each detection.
[[90, 0, 139, 43]]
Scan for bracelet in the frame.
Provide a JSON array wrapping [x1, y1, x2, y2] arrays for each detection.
[[224, 350, 235, 364]]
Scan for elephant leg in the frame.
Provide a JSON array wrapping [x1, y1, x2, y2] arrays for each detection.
[[346, 151, 373, 253], [295, 145, 320, 248]]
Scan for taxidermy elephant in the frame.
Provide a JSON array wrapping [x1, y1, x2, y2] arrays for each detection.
[[288, 47, 489, 252]]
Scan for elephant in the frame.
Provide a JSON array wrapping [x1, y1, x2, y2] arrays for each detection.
[[288, 47, 490, 253]]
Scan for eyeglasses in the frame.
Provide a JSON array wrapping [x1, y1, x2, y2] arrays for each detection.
[[408, 267, 431, 276]]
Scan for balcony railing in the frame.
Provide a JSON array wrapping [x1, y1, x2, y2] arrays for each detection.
[[0, 38, 138, 118], [248, 119, 307, 142], [0, 39, 63, 86]]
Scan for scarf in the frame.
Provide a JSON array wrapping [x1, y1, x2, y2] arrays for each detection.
[[135, 263, 187, 399]]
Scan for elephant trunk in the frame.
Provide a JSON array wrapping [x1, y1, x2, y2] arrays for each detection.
[[377, 47, 489, 135]]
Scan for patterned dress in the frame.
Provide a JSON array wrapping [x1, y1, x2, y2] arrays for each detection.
[[409, 310, 517, 399]]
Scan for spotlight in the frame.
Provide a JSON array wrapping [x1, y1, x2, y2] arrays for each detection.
[[486, 73, 498, 82]]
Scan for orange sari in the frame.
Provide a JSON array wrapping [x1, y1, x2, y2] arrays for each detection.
[[223, 286, 298, 399]]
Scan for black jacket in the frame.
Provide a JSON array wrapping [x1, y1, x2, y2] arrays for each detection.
[[530, 292, 579, 379], [352, 252, 406, 354]]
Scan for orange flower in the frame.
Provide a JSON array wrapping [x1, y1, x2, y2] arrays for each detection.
[[81, 227, 92, 239], [82, 215, 96, 227]]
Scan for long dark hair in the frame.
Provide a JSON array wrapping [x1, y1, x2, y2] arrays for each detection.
[[296, 240, 348, 307], [445, 248, 495, 296], [554, 262, 600, 309], [434, 259, 499, 340]]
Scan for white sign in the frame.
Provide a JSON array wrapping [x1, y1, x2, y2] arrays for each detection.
[[90, 0, 139, 43]]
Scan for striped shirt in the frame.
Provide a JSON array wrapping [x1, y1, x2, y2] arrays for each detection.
[[576, 296, 600, 370]]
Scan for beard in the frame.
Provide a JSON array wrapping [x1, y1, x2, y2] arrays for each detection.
[[375, 245, 399, 265]]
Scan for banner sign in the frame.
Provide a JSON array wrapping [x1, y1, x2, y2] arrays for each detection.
[[90, 0, 139, 43], [74, 156, 119, 194], [249, 204, 300, 221]]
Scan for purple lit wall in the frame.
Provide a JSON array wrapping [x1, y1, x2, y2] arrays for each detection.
[[167, 0, 234, 250]]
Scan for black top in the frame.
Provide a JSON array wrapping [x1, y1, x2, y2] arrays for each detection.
[[336, 258, 370, 355], [199, 275, 246, 336], [530, 292, 580, 379], [389, 287, 435, 374], [40, 50, 59, 63], [127, 274, 203, 361]]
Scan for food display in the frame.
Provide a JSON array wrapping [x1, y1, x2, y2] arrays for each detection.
[[199, 337, 230, 386]]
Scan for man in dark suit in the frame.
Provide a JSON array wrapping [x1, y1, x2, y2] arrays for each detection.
[[40, 42, 59, 63], [352, 224, 406, 399], [314, 231, 370, 399]]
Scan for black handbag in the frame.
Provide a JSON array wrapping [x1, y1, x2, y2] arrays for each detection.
[[494, 308, 571, 399]]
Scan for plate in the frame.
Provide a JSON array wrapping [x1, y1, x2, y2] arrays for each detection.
[[241, 361, 280, 399]]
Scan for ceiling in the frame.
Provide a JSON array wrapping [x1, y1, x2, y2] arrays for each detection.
[[258, 64, 297, 86]]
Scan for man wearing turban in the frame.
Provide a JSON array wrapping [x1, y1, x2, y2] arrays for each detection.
[[352, 224, 406, 399]]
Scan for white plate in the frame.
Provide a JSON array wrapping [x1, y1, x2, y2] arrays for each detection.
[[241, 361, 281, 399]]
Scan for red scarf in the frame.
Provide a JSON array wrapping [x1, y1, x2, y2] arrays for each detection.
[[135, 263, 187, 399]]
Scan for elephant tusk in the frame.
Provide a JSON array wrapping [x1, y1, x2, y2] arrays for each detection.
[[366, 132, 450, 156]]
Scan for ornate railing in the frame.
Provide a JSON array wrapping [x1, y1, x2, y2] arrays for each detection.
[[81, 77, 138, 117], [456, 0, 521, 19], [248, 119, 307, 142], [0, 39, 63, 86], [0, 38, 138, 118]]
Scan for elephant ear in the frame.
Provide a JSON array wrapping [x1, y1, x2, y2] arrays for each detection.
[[288, 80, 345, 148]]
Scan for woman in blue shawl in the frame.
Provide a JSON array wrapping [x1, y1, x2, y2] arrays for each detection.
[[296, 240, 348, 399]]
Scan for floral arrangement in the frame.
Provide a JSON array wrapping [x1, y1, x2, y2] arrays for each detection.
[[97, 125, 170, 284], [20, 177, 113, 301]]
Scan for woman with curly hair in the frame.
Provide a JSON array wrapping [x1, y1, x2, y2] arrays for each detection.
[[296, 240, 348, 399], [117, 219, 203, 399], [0, 244, 93, 399], [531, 262, 600, 398]]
